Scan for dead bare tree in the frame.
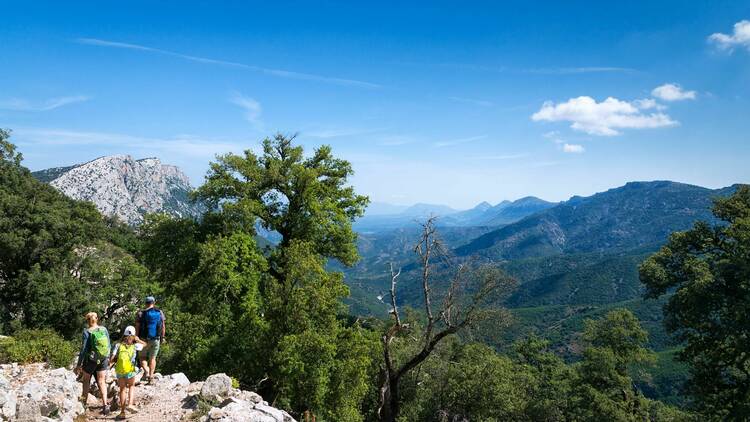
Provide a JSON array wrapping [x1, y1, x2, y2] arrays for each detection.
[[377, 217, 510, 422]]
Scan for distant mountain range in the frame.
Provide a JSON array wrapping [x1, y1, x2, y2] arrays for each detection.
[[356, 197, 554, 231], [32, 155, 204, 225], [455, 181, 740, 260]]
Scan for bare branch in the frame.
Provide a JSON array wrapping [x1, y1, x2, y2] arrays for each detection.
[[389, 262, 402, 326]]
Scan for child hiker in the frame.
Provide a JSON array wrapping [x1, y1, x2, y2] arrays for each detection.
[[110, 325, 146, 420]]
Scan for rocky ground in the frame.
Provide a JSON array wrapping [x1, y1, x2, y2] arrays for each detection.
[[1, 363, 295, 422]]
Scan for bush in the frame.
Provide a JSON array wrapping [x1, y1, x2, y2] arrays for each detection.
[[0, 329, 76, 368]]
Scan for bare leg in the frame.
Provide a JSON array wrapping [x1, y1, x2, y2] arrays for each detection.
[[140, 358, 149, 378], [118, 378, 127, 411], [81, 371, 92, 405], [95, 370, 108, 409], [149, 358, 157, 380], [128, 379, 136, 407]]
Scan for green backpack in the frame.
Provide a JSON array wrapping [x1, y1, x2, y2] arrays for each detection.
[[88, 327, 110, 363]]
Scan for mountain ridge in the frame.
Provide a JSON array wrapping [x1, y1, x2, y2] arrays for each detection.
[[32, 155, 204, 226], [455, 180, 741, 260]]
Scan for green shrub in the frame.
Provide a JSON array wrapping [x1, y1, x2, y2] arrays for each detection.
[[0, 329, 76, 368], [231, 376, 240, 389]]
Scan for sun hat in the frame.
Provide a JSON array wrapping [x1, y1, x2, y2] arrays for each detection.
[[124, 326, 136, 336]]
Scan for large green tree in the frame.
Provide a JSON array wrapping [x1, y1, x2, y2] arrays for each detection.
[[571, 309, 654, 421], [640, 185, 750, 420], [145, 134, 375, 420]]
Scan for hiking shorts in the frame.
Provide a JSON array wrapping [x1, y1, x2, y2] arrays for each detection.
[[142, 339, 160, 360], [116, 371, 137, 380], [82, 357, 109, 375]]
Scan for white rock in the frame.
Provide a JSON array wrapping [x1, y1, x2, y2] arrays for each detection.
[[0, 390, 17, 419], [15, 397, 41, 421], [230, 389, 263, 404], [254, 402, 285, 422], [164, 372, 190, 388], [208, 400, 277, 422], [20, 381, 47, 401], [200, 373, 233, 399]]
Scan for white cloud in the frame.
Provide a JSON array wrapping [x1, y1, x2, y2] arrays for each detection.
[[562, 143, 585, 153], [531, 96, 677, 136], [229, 94, 263, 129], [76, 38, 380, 88], [633, 98, 666, 110], [0, 95, 90, 111], [708, 20, 750, 52], [651, 83, 696, 101], [434, 135, 486, 147]]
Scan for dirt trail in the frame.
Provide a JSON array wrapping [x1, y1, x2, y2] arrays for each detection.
[[83, 375, 196, 422]]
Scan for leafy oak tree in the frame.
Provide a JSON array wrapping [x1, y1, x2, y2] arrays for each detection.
[[145, 134, 376, 420], [640, 185, 750, 420]]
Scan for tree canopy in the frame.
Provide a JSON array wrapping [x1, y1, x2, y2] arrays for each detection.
[[641, 185, 750, 420]]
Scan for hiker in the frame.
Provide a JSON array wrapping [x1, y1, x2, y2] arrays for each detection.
[[74, 312, 111, 415], [110, 326, 146, 420], [135, 296, 165, 384]]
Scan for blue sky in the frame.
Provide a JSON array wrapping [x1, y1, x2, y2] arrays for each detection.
[[2, 1, 749, 208]]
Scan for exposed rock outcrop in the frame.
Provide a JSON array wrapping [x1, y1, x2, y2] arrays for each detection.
[[1, 363, 295, 422], [0, 363, 84, 422], [32, 155, 204, 226]]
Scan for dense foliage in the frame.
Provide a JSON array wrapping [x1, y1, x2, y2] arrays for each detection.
[[140, 134, 378, 420], [641, 186, 750, 420], [2, 128, 734, 421], [0, 328, 75, 368], [0, 129, 152, 337]]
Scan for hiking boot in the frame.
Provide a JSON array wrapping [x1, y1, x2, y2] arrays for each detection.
[[101, 406, 111, 416], [115, 411, 128, 420]]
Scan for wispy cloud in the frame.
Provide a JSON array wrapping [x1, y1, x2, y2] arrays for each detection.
[[229, 93, 263, 129], [303, 127, 384, 139], [377, 135, 418, 146], [470, 153, 529, 160], [562, 143, 585, 153], [75, 38, 381, 88], [524, 66, 637, 74], [437, 62, 637, 75], [708, 20, 750, 52], [0, 95, 90, 111], [434, 135, 487, 147], [448, 96, 494, 107], [10, 126, 248, 158]]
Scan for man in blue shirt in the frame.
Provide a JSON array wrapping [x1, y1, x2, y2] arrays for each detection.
[[135, 296, 166, 384]]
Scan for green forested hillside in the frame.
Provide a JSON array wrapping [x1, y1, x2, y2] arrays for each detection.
[[456, 181, 734, 259], [5, 128, 749, 420]]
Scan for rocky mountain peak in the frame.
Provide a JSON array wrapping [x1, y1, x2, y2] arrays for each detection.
[[32, 155, 204, 226]]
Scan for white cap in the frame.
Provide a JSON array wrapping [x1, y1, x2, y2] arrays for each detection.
[[123, 326, 136, 336]]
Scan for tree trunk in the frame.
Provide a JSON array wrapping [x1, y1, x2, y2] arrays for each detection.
[[378, 375, 400, 422]]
